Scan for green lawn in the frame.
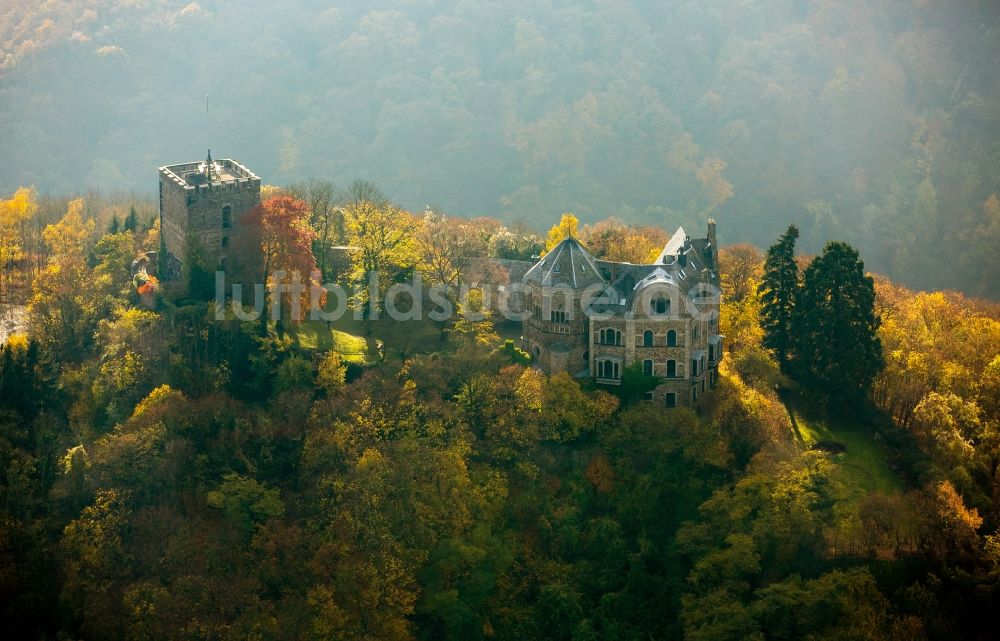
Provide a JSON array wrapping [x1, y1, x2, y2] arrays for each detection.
[[279, 312, 457, 365], [280, 320, 370, 362], [784, 395, 902, 500]]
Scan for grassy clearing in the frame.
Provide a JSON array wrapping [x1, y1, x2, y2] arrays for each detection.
[[279, 320, 369, 362], [783, 393, 903, 501], [279, 311, 458, 365]]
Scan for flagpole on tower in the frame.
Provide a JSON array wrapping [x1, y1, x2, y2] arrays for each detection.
[[204, 94, 216, 180]]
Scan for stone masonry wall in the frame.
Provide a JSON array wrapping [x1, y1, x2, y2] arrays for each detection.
[[159, 171, 260, 272]]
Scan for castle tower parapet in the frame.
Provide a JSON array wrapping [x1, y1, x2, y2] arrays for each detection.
[[158, 156, 261, 280]]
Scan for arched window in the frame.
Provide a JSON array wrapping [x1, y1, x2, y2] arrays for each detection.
[[667, 330, 677, 347], [651, 297, 670, 315], [221, 235, 229, 248], [222, 205, 232, 229], [643, 330, 653, 347], [666, 359, 676, 378], [599, 329, 621, 345], [643, 359, 653, 376]]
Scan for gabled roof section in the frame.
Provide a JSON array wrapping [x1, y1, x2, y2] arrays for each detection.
[[634, 266, 675, 290], [523, 237, 606, 288], [654, 226, 687, 264]]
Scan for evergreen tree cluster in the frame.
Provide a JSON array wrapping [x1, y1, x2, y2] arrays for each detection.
[[758, 225, 884, 406]]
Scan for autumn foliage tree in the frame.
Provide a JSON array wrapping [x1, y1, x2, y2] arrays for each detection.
[[236, 195, 322, 332], [0, 187, 38, 306], [344, 200, 418, 315], [415, 210, 487, 295], [544, 212, 580, 252], [287, 177, 342, 278], [580, 217, 667, 264], [29, 198, 95, 357], [719, 244, 765, 351]]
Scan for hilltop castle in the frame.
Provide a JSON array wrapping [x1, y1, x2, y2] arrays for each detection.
[[519, 221, 723, 408], [158, 151, 261, 279]]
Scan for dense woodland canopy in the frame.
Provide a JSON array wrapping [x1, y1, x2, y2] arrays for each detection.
[[2, 1, 1000, 638], [0, 183, 999, 639], [2, 0, 1000, 295]]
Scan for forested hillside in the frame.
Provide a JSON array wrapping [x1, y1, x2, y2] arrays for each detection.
[[1, 186, 999, 640], [2, 0, 999, 295]]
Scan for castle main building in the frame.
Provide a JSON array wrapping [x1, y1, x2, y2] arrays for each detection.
[[521, 221, 723, 408], [158, 151, 261, 279]]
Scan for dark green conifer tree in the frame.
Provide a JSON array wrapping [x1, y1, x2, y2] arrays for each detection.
[[791, 241, 883, 404], [123, 207, 139, 232], [758, 224, 799, 369]]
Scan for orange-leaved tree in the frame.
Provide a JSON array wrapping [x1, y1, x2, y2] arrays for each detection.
[[236, 195, 323, 331]]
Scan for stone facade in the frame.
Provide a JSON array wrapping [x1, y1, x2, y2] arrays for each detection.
[[158, 152, 261, 279], [521, 221, 723, 409]]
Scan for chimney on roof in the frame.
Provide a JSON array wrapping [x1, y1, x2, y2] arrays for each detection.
[[707, 219, 718, 268]]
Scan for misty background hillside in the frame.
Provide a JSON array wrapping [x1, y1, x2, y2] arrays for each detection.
[[1, 0, 998, 295]]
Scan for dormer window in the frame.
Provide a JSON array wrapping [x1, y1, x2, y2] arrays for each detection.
[[553, 264, 560, 273]]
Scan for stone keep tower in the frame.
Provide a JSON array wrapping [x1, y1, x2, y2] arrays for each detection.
[[158, 150, 261, 279]]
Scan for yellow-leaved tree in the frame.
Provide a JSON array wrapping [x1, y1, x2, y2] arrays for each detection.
[[544, 212, 579, 252], [0, 186, 38, 304], [29, 198, 95, 356], [344, 200, 419, 315]]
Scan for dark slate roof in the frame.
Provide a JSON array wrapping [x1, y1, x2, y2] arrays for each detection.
[[654, 227, 688, 264], [496, 259, 533, 283], [523, 237, 606, 288], [593, 228, 719, 310], [519, 225, 719, 316]]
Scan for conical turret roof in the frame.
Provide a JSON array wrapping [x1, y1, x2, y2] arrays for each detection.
[[523, 236, 606, 288]]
